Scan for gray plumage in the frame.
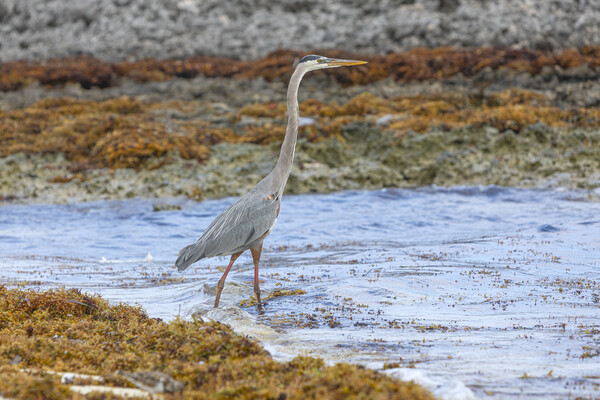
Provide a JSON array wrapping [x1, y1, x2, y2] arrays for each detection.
[[174, 55, 367, 307], [176, 178, 280, 270]]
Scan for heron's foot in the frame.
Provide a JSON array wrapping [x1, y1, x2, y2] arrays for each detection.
[[254, 284, 262, 309], [255, 295, 262, 309]]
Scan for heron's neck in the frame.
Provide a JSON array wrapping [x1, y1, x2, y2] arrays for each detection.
[[273, 67, 305, 193]]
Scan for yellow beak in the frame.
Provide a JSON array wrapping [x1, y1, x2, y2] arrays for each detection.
[[326, 58, 368, 67]]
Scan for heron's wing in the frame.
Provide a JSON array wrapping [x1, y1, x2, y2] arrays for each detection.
[[201, 193, 279, 254], [176, 190, 279, 270]]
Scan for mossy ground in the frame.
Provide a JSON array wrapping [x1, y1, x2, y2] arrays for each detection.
[[0, 286, 434, 399]]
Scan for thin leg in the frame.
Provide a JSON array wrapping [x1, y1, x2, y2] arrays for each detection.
[[250, 243, 263, 308], [214, 252, 242, 308]]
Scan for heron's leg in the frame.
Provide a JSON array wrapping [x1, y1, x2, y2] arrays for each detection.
[[214, 252, 242, 308], [250, 243, 263, 307]]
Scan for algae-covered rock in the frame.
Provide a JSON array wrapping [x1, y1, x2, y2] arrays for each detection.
[[2, 125, 599, 203], [0, 286, 435, 400], [0, 89, 599, 203]]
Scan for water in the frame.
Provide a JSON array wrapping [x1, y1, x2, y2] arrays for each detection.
[[1, 186, 599, 399]]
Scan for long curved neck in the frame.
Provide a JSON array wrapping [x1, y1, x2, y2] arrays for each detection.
[[272, 66, 306, 193]]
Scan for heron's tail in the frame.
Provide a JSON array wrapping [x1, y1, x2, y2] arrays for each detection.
[[175, 242, 205, 271]]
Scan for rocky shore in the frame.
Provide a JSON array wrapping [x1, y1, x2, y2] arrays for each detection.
[[1, 1, 599, 204], [2, 119, 599, 204], [1, 0, 600, 61], [1, 57, 599, 204]]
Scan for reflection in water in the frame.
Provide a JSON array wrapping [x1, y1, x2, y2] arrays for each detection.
[[1, 186, 599, 399]]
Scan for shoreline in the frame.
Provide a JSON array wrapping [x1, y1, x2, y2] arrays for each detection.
[[1, 49, 599, 205], [2, 132, 600, 205], [0, 286, 435, 399]]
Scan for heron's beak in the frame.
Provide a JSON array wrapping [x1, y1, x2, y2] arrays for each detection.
[[326, 58, 368, 67]]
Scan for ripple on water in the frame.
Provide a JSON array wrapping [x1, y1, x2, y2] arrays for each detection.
[[538, 224, 561, 232], [1, 187, 600, 399]]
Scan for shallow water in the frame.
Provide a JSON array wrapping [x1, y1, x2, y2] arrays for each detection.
[[1, 187, 599, 399]]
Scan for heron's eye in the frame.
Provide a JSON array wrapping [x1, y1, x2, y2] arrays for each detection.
[[317, 59, 323, 63]]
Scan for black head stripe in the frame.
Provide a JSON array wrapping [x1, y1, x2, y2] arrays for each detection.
[[299, 55, 322, 63]]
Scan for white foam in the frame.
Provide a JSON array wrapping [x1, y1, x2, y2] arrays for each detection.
[[385, 368, 476, 400], [99, 253, 154, 264]]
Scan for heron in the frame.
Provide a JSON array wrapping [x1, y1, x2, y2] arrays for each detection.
[[176, 55, 367, 308]]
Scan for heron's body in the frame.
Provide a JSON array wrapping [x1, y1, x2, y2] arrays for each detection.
[[177, 177, 280, 261], [176, 55, 366, 307]]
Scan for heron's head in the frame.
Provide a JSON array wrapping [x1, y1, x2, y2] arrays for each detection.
[[298, 54, 367, 71]]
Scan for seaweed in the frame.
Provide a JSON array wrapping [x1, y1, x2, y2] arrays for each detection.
[[0, 286, 435, 399], [1, 89, 597, 175], [2, 47, 600, 91], [0, 98, 211, 171]]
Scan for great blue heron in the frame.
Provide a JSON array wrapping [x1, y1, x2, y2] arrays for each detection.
[[176, 55, 367, 308]]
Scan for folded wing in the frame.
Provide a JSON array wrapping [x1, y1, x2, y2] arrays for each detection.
[[176, 191, 279, 271]]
